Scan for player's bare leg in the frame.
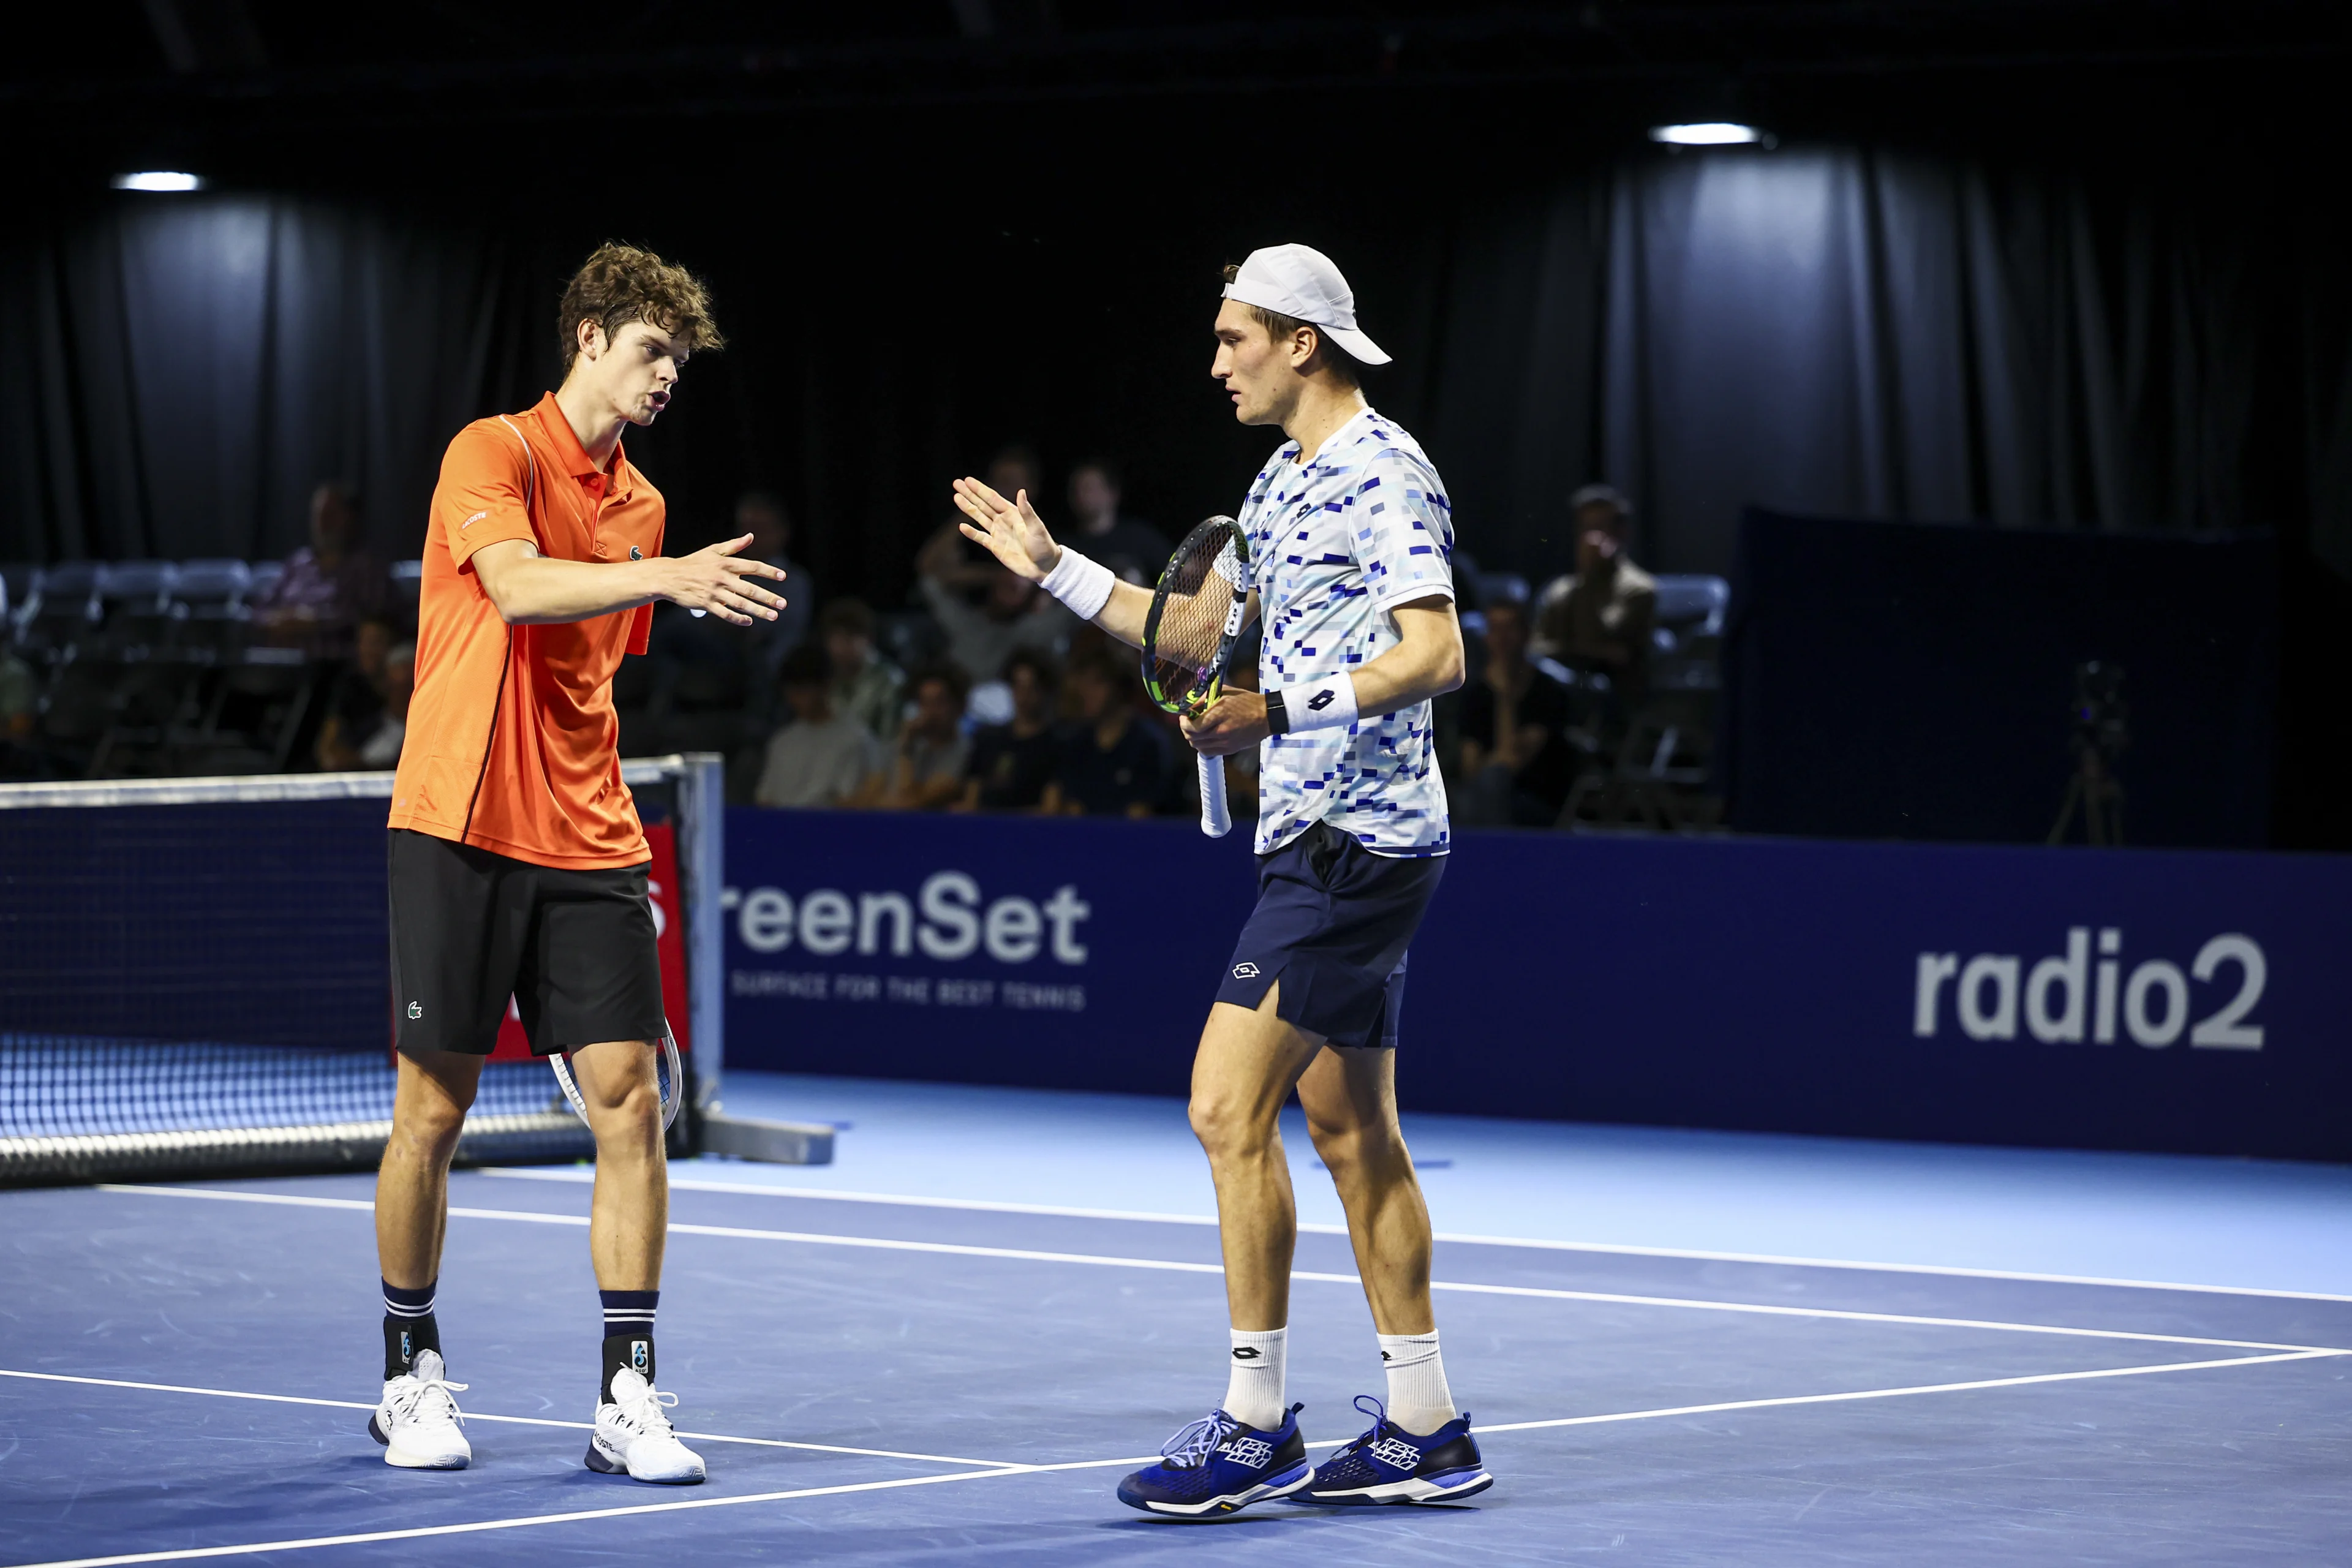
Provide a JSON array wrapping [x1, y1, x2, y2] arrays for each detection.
[[1188, 983, 1325, 1332], [566, 1038, 702, 1483], [376, 1049, 484, 1289], [1296, 1044, 1435, 1335], [369, 1049, 483, 1469]]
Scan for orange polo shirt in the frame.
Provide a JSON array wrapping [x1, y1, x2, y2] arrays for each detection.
[[388, 393, 662, 870]]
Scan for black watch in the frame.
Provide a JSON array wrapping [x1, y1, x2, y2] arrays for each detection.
[[1264, 688, 1290, 737]]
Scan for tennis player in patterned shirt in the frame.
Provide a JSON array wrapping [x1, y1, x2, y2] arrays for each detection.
[[369, 244, 786, 1483], [952, 243, 1493, 1513]]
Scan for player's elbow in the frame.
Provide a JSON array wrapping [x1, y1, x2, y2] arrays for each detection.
[[1427, 638, 1466, 695]]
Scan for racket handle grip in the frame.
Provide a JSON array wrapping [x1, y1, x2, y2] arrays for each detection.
[[1199, 753, 1232, 839]]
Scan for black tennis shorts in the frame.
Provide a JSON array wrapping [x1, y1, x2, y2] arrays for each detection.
[[388, 828, 666, 1059], [1213, 820, 1446, 1050]]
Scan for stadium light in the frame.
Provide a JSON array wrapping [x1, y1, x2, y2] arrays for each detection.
[[111, 171, 205, 192], [1648, 123, 1770, 147]]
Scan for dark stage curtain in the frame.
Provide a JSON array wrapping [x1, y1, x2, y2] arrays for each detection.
[[1410, 149, 2352, 582], [0, 197, 548, 565]]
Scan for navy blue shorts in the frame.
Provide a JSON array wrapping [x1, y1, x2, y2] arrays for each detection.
[[1215, 821, 1447, 1049]]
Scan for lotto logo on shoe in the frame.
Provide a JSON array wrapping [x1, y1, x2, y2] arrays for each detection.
[[1221, 1437, 1275, 1468], [1912, 929, 2268, 1050], [1368, 1437, 1422, 1468], [1232, 962, 1261, 979]]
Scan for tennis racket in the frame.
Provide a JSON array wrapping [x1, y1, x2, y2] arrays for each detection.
[[1140, 515, 1252, 839], [550, 1020, 685, 1134]]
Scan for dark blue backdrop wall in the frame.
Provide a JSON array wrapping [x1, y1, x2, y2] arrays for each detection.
[[723, 808, 2352, 1163]]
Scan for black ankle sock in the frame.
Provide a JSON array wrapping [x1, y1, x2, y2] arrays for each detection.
[[600, 1332, 656, 1403], [382, 1278, 440, 1380], [600, 1289, 658, 1403]]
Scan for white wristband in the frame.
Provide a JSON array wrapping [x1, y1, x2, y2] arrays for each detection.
[[1038, 546, 1115, 622], [1268, 673, 1360, 735]]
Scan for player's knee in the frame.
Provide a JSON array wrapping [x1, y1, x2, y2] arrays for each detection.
[[1187, 1093, 1270, 1163], [391, 1096, 467, 1159]]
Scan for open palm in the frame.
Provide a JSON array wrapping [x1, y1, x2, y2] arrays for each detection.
[[949, 477, 1058, 582]]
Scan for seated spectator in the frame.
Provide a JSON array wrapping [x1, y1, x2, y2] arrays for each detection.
[[1046, 652, 1167, 819], [914, 444, 1040, 598], [960, 648, 1061, 812], [1532, 483, 1656, 699], [314, 615, 396, 770], [755, 646, 881, 808], [738, 489, 814, 680], [859, 663, 969, 811], [1066, 458, 1171, 586], [357, 643, 415, 769], [918, 556, 1073, 687], [252, 481, 390, 658], [1456, 597, 1575, 827], [821, 598, 905, 741]]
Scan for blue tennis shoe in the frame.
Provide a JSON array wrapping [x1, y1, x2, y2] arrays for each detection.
[[1115, 1404, 1312, 1516], [1289, 1396, 1493, 1505]]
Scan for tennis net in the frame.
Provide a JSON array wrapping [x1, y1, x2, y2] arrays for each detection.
[[0, 756, 726, 1186]]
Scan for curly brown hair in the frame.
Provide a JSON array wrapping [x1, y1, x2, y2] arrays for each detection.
[[557, 243, 726, 371]]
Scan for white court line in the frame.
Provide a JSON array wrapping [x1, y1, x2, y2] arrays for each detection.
[[93, 1185, 2351, 1356], [481, 1167, 2352, 1305], [1469, 1349, 2348, 1434], [0, 1370, 1011, 1469], [5, 1352, 2340, 1568]]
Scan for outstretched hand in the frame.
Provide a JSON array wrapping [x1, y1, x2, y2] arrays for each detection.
[[950, 477, 1058, 582], [663, 533, 788, 627]]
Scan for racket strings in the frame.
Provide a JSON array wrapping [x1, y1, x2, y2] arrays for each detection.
[[1148, 537, 1242, 712]]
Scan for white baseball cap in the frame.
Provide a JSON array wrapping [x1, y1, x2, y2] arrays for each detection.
[[1221, 243, 1391, 366]]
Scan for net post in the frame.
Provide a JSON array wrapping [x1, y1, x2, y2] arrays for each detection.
[[677, 752, 726, 1112]]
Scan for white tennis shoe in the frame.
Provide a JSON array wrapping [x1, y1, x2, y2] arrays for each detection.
[[586, 1367, 706, 1484], [369, 1349, 472, 1469]]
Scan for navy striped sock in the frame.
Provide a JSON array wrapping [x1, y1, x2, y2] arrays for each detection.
[[600, 1290, 658, 1402], [382, 1279, 439, 1379]]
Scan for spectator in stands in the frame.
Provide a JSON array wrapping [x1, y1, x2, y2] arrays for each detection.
[[917, 554, 1072, 686], [1533, 483, 1656, 699], [252, 481, 390, 658], [755, 645, 880, 808], [959, 647, 1061, 812], [1046, 651, 1167, 818], [859, 663, 969, 810], [1456, 597, 1575, 827], [358, 642, 415, 769], [820, 597, 904, 741], [313, 614, 396, 770], [737, 489, 813, 680], [916, 445, 1041, 598], [1066, 458, 1170, 586]]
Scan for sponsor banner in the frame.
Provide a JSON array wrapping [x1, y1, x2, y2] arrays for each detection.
[[725, 808, 2352, 1159]]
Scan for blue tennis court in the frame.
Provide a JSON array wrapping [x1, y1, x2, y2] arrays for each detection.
[[8, 1072, 2351, 1566]]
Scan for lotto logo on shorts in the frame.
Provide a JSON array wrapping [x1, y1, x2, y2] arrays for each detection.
[[1369, 1438, 1422, 1469], [1221, 1437, 1275, 1468], [1232, 962, 1261, 979]]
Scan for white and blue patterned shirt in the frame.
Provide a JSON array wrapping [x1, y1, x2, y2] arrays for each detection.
[[1241, 406, 1455, 858]]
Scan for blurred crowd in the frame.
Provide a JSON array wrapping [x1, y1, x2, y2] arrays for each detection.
[[2, 454, 1722, 831]]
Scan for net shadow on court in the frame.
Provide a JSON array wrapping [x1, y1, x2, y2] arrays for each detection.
[[5, 1167, 2350, 1567]]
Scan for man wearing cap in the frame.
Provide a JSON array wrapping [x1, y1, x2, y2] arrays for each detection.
[[952, 244, 1493, 1515]]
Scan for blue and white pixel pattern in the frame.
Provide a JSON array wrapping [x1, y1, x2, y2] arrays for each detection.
[[1242, 407, 1455, 858]]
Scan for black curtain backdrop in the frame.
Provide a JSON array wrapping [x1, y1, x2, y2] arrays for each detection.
[[5, 145, 2346, 587]]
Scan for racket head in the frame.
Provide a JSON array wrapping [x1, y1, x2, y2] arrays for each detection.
[[1140, 514, 1251, 716]]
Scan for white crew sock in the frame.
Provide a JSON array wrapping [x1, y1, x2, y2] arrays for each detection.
[[1377, 1330, 1458, 1435], [1223, 1327, 1288, 1430]]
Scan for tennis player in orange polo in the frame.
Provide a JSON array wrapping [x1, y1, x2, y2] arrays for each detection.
[[369, 244, 783, 1483]]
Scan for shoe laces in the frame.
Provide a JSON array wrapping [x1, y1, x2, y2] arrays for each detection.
[[1336, 1393, 1390, 1453], [1158, 1409, 1241, 1470], [388, 1368, 468, 1430], [609, 1381, 682, 1439]]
